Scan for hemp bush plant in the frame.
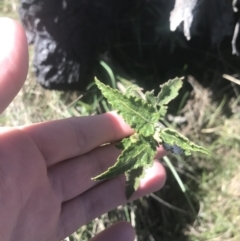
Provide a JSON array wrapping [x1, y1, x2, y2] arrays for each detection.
[[92, 78, 210, 199]]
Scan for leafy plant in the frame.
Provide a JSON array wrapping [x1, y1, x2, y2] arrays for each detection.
[[92, 78, 210, 199]]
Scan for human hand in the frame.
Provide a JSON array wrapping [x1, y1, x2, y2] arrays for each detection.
[[0, 18, 166, 241]]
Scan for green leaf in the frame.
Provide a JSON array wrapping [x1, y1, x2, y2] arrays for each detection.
[[115, 136, 132, 150], [92, 78, 209, 199], [92, 135, 157, 181], [159, 105, 168, 119], [160, 128, 210, 156], [125, 85, 143, 98], [95, 78, 159, 136], [157, 77, 183, 106], [145, 78, 183, 119], [145, 90, 157, 106], [125, 167, 145, 199]]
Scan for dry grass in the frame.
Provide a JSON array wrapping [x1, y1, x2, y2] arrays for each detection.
[[2, 47, 72, 127], [179, 78, 240, 241]]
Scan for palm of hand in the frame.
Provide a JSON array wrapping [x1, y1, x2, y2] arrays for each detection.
[[0, 117, 130, 240], [1, 129, 61, 240]]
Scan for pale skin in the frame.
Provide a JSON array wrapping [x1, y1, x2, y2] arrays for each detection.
[[0, 18, 166, 241]]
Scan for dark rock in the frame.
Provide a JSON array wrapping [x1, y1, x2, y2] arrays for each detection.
[[19, 0, 128, 90], [19, 0, 240, 91]]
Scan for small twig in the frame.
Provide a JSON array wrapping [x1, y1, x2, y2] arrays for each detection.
[[67, 94, 83, 108], [201, 126, 221, 133], [149, 193, 191, 215], [223, 74, 240, 86]]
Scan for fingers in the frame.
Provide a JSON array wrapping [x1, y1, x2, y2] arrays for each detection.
[[49, 144, 166, 203], [21, 112, 133, 167], [89, 222, 135, 241], [57, 161, 166, 238], [0, 18, 28, 113], [48, 144, 121, 202]]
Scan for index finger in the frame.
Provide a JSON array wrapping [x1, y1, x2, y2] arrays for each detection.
[[21, 112, 133, 167], [0, 18, 28, 113]]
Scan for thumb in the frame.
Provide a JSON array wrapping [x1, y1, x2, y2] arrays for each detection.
[[89, 222, 135, 241], [0, 17, 28, 113]]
